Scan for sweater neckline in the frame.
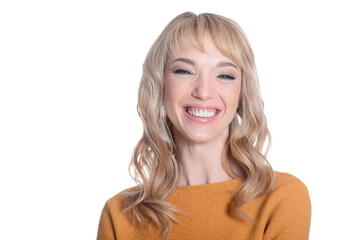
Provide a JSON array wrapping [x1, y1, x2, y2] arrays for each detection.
[[168, 178, 241, 203], [174, 178, 241, 191]]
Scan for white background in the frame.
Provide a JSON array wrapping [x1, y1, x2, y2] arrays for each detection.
[[1, 0, 360, 239]]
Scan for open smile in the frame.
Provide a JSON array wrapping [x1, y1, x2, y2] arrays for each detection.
[[186, 108, 218, 118], [183, 105, 221, 123]]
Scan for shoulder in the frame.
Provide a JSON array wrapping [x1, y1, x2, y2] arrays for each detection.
[[256, 171, 312, 239], [273, 171, 310, 195], [98, 186, 140, 232], [97, 186, 149, 239], [268, 171, 311, 211], [104, 185, 138, 211]]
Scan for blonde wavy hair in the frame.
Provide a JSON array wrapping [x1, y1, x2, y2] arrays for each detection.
[[121, 11, 275, 239]]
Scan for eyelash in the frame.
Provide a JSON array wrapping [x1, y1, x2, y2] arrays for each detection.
[[174, 69, 192, 74], [173, 69, 235, 80], [218, 74, 235, 80]]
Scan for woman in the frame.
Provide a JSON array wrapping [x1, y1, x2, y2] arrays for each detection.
[[97, 12, 311, 240]]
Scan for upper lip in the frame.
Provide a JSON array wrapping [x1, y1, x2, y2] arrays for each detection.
[[183, 104, 221, 112]]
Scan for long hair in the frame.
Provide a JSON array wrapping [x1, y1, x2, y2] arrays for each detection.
[[121, 12, 275, 239]]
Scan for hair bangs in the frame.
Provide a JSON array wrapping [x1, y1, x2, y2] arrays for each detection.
[[167, 18, 203, 58], [166, 13, 249, 73]]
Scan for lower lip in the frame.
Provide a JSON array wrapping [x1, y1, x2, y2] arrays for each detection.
[[182, 108, 220, 124]]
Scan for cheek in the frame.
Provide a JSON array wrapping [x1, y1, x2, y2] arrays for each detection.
[[163, 78, 183, 122], [163, 80, 177, 107], [222, 84, 242, 110], [163, 76, 190, 106]]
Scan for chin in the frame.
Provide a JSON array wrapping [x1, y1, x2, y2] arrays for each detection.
[[184, 132, 219, 144]]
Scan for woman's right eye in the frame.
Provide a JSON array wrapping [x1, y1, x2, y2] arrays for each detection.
[[174, 69, 191, 74]]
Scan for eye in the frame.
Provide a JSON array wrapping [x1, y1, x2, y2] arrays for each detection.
[[174, 69, 192, 74], [218, 74, 235, 80]]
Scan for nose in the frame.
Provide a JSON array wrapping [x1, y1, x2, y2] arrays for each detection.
[[191, 74, 214, 100]]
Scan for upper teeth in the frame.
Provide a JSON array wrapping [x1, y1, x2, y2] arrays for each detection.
[[187, 109, 216, 118]]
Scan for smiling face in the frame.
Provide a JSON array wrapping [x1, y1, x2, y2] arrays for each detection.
[[163, 33, 242, 145]]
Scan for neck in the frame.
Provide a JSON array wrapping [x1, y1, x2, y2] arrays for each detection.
[[174, 130, 234, 186]]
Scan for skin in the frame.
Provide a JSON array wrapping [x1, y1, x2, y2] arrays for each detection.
[[163, 33, 242, 186]]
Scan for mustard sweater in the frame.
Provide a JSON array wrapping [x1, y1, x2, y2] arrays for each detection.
[[97, 171, 311, 239]]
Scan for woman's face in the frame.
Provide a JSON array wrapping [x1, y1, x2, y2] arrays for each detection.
[[163, 33, 242, 145]]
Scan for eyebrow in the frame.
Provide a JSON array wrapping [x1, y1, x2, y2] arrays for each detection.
[[172, 58, 195, 65], [217, 61, 239, 70], [171, 57, 239, 70]]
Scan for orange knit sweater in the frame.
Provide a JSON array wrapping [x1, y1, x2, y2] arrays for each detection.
[[97, 171, 311, 239]]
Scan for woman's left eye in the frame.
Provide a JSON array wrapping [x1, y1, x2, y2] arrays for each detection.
[[218, 74, 235, 80], [174, 69, 192, 74]]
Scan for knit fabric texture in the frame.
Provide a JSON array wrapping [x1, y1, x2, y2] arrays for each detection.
[[97, 171, 311, 240]]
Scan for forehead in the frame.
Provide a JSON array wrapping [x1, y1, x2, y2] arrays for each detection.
[[168, 32, 238, 66]]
